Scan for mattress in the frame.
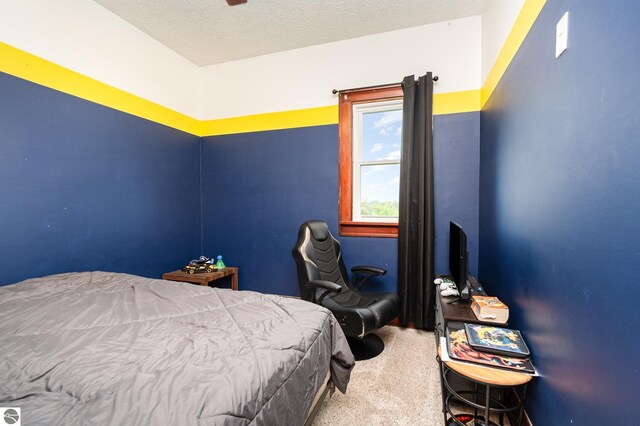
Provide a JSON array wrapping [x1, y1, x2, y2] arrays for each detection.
[[0, 272, 354, 425]]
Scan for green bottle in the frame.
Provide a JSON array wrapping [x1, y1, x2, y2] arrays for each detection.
[[215, 255, 225, 269]]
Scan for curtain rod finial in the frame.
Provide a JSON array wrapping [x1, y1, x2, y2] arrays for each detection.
[[433, 76, 439, 81], [332, 89, 338, 95]]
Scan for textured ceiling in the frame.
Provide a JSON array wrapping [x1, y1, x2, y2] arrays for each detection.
[[93, 0, 483, 66]]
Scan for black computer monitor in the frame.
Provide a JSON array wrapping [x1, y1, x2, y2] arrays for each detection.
[[449, 221, 471, 303]]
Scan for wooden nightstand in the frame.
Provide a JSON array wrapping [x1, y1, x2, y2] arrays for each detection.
[[162, 267, 238, 291]]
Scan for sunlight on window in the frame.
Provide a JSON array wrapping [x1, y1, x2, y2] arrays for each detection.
[[360, 164, 400, 217], [354, 105, 402, 220], [362, 110, 403, 161]]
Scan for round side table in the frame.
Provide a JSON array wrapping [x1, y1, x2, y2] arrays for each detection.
[[438, 347, 533, 426]]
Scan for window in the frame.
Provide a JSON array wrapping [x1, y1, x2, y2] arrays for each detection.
[[338, 85, 403, 237]]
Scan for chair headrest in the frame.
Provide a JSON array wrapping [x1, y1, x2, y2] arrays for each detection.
[[305, 220, 331, 242]]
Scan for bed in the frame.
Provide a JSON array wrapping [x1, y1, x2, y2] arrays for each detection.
[[0, 272, 354, 425]]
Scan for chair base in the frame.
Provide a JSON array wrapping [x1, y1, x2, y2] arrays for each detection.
[[347, 334, 385, 361]]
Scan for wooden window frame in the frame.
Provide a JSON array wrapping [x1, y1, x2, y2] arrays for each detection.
[[338, 85, 403, 238]]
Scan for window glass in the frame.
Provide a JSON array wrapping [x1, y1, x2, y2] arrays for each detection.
[[359, 164, 401, 218], [361, 110, 403, 162], [353, 102, 402, 222]]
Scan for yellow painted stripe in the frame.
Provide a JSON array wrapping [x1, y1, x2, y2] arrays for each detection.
[[199, 90, 481, 136], [481, 0, 547, 108], [434, 90, 480, 115], [0, 42, 201, 136], [199, 105, 338, 136]]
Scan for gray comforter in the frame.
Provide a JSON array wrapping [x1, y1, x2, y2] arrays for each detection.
[[0, 272, 354, 425]]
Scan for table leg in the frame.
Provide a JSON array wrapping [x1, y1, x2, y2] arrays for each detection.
[[438, 357, 447, 424], [517, 383, 528, 426], [474, 382, 479, 420], [485, 384, 491, 426], [231, 270, 238, 291]]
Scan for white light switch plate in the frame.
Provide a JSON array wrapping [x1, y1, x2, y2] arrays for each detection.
[[556, 12, 569, 58]]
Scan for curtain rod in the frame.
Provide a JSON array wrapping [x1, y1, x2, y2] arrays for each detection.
[[332, 75, 438, 95]]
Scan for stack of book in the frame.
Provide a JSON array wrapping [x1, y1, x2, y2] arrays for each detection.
[[471, 295, 509, 323], [446, 322, 535, 373]]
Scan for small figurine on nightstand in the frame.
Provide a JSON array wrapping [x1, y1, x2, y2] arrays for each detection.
[[182, 256, 217, 274], [215, 255, 225, 269]]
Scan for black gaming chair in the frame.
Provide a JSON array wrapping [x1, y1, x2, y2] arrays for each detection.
[[292, 220, 399, 360]]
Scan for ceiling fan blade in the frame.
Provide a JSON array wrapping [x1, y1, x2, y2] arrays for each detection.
[[226, 0, 247, 5]]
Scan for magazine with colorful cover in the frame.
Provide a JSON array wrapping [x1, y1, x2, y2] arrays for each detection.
[[446, 323, 535, 373], [464, 323, 530, 358]]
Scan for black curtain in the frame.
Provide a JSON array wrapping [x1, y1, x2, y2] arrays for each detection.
[[398, 73, 435, 330]]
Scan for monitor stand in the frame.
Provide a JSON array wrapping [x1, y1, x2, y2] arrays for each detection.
[[446, 297, 472, 305]]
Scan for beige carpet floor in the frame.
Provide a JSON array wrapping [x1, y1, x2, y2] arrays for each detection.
[[312, 326, 444, 426]]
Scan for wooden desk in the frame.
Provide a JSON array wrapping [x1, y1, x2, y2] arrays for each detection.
[[434, 276, 533, 425], [163, 267, 238, 291]]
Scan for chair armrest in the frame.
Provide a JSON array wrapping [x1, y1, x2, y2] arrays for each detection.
[[350, 265, 386, 276], [306, 280, 343, 292], [350, 266, 386, 289], [306, 280, 342, 304]]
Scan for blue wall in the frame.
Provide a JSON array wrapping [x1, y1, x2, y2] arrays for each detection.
[[0, 68, 479, 294], [0, 72, 201, 285], [435, 112, 479, 276], [479, 1, 640, 424], [201, 125, 341, 296], [201, 112, 479, 296]]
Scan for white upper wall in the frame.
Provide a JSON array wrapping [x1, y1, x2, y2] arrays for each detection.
[[0, 0, 200, 117], [198, 16, 481, 120], [0, 1, 523, 121], [481, 0, 525, 84]]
